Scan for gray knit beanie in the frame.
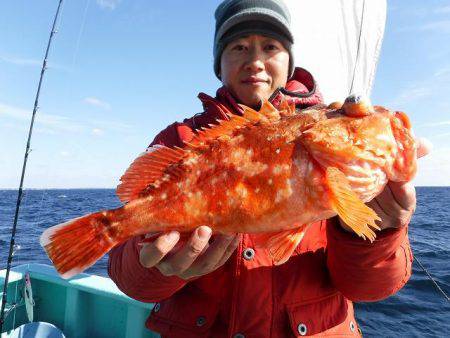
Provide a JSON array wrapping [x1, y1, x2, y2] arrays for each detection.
[[213, 0, 295, 79]]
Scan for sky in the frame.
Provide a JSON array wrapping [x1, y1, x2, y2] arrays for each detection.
[[0, 0, 449, 189]]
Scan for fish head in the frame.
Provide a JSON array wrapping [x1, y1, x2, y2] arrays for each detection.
[[300, 106, 417, 188], [387, 110, 417, 182]]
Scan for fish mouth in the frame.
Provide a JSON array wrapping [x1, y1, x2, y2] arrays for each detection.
[[394, 111, 412, 130]]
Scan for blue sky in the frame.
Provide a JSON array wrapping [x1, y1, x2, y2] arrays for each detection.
[[0, 0, 449, 188]]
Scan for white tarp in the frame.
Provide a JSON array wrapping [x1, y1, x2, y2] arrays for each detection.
[[285, 0, 387, 103]]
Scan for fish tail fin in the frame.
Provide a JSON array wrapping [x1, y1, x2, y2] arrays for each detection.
[[40, 211, 117, 279], [326, 167, 381, 242]]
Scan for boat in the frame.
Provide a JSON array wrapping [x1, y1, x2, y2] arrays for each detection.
[[1, 264, 157, 337], [0, 1, 387, 336]]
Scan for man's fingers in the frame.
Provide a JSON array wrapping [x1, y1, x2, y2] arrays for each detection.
[[213, 234, 241, 269], [157, 226, 212, 276], [387, 181, 416, 211], [186, 234, 238, 277], [366, 199, 391, 230], [374, 183, 408, 216], [416, 137, 432, 158], [139, 231, 180, 268]]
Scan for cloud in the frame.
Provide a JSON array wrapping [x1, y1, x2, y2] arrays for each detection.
[[0, 102, 131, 135], [414, 147, 450, 186], [398, 19, 450, 34], [60, 151, 70, 157], [96, 0, 121, 10], [417, 20, 450, 34], [389, 85, 432, 107], [435, 132, 450, 138], [83, 97, 111, 110], [90, 119, 133, 132], [419, 120, 450, 128], [434, 66, 450, 77], [91, 128, 104, 136], [0, 103, 83, 133], [434, 5, 450, 14], [0, 55, 70, 71], [390, 64, 450, 108], [0, 55, 40, 66]]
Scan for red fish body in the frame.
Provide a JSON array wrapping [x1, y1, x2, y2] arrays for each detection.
[[41, 98, 417, 279]]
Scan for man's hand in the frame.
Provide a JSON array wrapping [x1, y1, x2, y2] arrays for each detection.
[[138, 226, 240, 280], [340, 137, 432, 233]]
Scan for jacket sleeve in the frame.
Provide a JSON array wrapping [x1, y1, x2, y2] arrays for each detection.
[[326, 217, 413, 302], [108, 122, 195, 302]]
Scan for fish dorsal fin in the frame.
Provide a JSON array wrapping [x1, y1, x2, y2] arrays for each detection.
[[259, 100, 281, 121], [188, 114, 251, 147], [278, 97, 296, 116], [239, 100, 281, 123], [116, 145, 185, 203], [188, 103, 272, 147], [325, 167, 381, 241], [253, 224, 309, 265], [117, 104, 275, 201]]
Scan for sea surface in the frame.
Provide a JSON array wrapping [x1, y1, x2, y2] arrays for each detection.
[[1, 187, 449, 337]]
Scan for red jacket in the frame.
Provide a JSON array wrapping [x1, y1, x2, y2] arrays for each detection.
[[108, 68, 413, 337]]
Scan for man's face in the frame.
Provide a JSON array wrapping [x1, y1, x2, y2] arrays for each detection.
[[220, 34, 290, 109]]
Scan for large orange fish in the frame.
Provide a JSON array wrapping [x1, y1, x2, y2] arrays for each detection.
[[40, 96, 417, 279]]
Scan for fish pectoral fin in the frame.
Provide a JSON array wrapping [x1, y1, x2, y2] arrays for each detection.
[[253, 225, 309, 265], [325, 167, 381, 242]]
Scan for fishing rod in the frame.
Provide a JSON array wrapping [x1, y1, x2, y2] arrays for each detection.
[[0, 0, 64, 332]]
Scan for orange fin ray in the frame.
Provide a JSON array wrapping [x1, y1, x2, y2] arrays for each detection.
[[278, 97, 296, 116], [326, 167, 381, 241], [117, 145, 186, 203], [40, 212, 118, 279], [239, 100, 281, 123], [188, 106, 268, 147], [259, 100, 281, 121], [118, 102, 284, 203], [253, 225, 309, 265]]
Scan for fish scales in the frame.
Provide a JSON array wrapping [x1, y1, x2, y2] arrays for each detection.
[[119, 120, 310, 235], [40, 98, 417, 278]]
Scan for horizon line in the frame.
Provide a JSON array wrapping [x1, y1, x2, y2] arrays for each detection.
[[1, 185, 449, 190]]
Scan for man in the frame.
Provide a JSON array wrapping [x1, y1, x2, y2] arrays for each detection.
[[108, 0, 430, 336]]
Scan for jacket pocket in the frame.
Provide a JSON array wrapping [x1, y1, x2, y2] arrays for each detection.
[[286, 292, 349, 336], [147, 286, 220, 337]]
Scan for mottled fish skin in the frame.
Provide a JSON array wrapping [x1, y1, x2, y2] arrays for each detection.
[[40, 99, 417, 278], [107, 104, 415, 239]]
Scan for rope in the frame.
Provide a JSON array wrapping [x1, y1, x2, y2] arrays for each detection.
[[71, 0, 92, 69], [0, 0, 64, 332], [409, 226, 449, 302], [349, 0, 366, 95], [414, 255, 450, 302]]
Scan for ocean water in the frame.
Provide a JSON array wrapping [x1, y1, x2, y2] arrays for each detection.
[[0, 187, 449, 337]]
